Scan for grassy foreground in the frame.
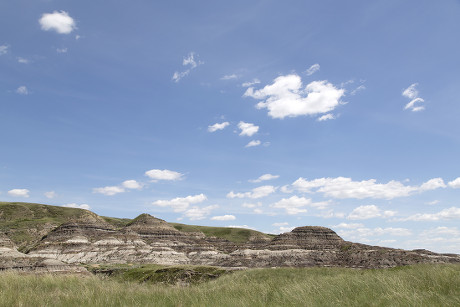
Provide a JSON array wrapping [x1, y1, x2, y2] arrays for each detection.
[[1, 264, 459, 306]]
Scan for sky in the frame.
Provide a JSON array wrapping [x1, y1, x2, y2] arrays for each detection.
[[1, 0, 460, 253]]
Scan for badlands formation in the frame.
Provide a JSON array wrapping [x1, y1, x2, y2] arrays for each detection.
[[1, 203, 459, 272]]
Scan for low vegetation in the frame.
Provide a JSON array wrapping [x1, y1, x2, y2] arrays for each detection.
[[1, 264, 459, 306]]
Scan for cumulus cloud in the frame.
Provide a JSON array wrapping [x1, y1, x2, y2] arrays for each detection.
[[347, 205, 396, 220], [398, 207, 460, 221], [332, 223, 364, 229], [152, 194, 207, 212], [290, 177, 445, 200], [145, 169, 183, 181], [317, 113, 335, 121], [305, 63, 320, 76], [337, 227, 412, 243], [249, 174, 280, 183], [63, 203, 90, 210], [172, 52, 203, 82], [39, 11, 76, 34], [244, 74, 345, 119], [56, 48, 68, 53], [448, 177, 460, 188], [121, 180, 143, 190], [271, 196, 310, 214], [93, 186, 125, 196], [242, 202, 262, 208], [208, 122, 230, 132], [44, 191, 57, 199], [419, 178, 446, 191], [16, 86, 28, 95], [238, 121, 259, 136], [227, 185, 276, 199], [402, 83, 425, 112], [184, 205, 218, 220], [245, 140, 261, 148], [242, 79, 261, 87], [8, 189, 30, 198], [0, 44, 8, 55], [211, 215, 236, 221], [221, 74, 238, 80]]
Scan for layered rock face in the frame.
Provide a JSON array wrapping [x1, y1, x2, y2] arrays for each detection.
[[0, 232, 86, 273], [24, 215, 460, 269]]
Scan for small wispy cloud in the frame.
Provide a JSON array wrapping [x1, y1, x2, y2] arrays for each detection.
[[305, 63, 320, 76], [172, 52, 203, 83], [17, 57, 29, 64], [245, 140, 261, 147], [208, 122, 230, 132], [242, 79, 260, 87], [221, 74, 238, 80], [317, 113, 335, 121], [402, 83, 425, 112], [16, 86, 28, 95], [0, 44, 9, 55]]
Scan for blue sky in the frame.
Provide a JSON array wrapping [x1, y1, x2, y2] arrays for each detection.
[[1, 0, 460, 253]]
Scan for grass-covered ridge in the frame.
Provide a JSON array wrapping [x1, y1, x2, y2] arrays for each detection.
[[1, 264, 459, 306], [0, 202, 273, 250]]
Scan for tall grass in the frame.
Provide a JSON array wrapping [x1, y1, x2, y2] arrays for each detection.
[[1, 264, 459, 306]]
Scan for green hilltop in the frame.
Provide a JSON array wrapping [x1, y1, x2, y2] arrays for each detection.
[[0, 201, 272, 252]]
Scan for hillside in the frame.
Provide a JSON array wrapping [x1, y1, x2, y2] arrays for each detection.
[[1, 201, 459, 272], [0, 202, 271, 252]]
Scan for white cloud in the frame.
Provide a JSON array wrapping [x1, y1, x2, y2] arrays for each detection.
[[272, 222, 289, 227], [56, 48, 68, 53], [305, 63, 320, 76], [271, 196, 311, 215], [93, 186, 125, 196], [419, 178, 446, 191], [338, 227, 412, 243], [426, 200, 440, 206], [448, 177, 460, 188], [332, 223, 364, 229], [238, 121, 259, 136], [249, 174, 279, 183], [242, 202, 262, 208], [227, 225, 256, 230], [317, 209, 345, 219], [0, 44, 8, 55], [402, 83, 425, 112], [39, 11, 76, 34], [121, 180, 143, 190], [242, 79, 261, 87], [145, 169, 183, 181], [290, 176, 444, 200], [347, 205, 395, 220], [44, 191, 57, 199], [253, 208, 264, 214], [8, 189, 30, 198], [208, 122, 230, 132], [221, 74, 238, 80], [152, 194, 207, 212], [399, 207, 460, 221], [17, 57, 29, 64], [211, 215, 236, 221], [402, 83, 419, 99], [63, 203, 91, 210], [245, 140, 261, 148], [350, 85, 366, 95], [227, 185, 276, 199], [317, 113, 335, 121], [172, 52, 203, 82], [184, 205, 218, 220], [16, 86, 28, 95], [244, 74, 345, 119]]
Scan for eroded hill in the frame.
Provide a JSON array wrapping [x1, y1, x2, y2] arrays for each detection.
[[1, 202, 459, 272]]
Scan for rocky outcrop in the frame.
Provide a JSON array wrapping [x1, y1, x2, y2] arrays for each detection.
[[22, 214, 460, 269], [0, 232, 86, 273]]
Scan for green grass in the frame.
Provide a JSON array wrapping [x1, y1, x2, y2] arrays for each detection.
[[85, 264, 230, 285], [1, 264, 459, 306]]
